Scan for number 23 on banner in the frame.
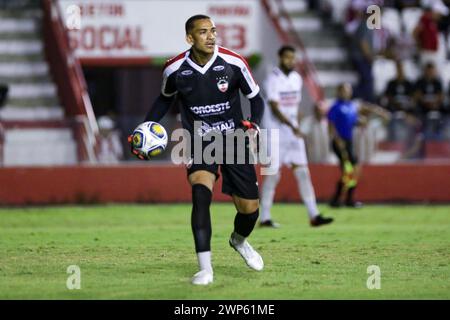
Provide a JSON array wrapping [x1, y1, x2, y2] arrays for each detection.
[[216, 24, 246, 51]]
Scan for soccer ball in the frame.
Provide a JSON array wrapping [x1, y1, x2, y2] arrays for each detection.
[[131, 121, 168, 159]]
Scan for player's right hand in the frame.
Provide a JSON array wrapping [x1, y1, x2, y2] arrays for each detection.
[[292, 126, 305, 139], [127, 134, 146, 160], [241, 120, 260, 133]]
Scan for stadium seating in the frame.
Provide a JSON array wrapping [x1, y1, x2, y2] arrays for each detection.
[[373, 58, 397, 96], [324, 0, 352, 24], [1, 0, 449, 167], [401, 7, 424, 35], [4, 128, 77, 165], [0, 9, 62, 120], [282, 0, 357, 99], [0, 3, 78, 166], [402, 59, 421, 81], [382, 8, 402, 37], [442, 62, 450, 92]]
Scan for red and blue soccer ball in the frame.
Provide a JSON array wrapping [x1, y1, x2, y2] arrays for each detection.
[[131, 121, 168, 159]]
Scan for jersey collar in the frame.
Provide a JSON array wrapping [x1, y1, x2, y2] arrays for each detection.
[[186, 45, 218, 75]]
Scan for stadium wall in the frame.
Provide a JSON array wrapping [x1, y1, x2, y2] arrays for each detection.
[[1, 164, 450, 205]]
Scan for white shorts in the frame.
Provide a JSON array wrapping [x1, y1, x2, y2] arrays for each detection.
[[262, 124, 308, 173]]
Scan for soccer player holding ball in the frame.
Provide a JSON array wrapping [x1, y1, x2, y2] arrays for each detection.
[[129, 15, 265, 285], [259, 45, 334, 228]]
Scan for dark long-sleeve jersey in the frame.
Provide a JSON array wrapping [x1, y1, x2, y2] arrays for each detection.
[[145, 46, 264, 138]]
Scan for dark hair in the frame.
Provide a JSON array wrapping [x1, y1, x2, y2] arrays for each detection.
[[185, 14, 211, 34], [278, 45, 295, 57], [337, 82, 351, 92]]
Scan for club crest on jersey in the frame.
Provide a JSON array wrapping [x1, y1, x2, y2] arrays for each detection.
[[217, 78, 229, 93], [213, 65, 225, 71]]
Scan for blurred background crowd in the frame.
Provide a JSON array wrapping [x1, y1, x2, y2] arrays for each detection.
[[305, 0, 450, 162], [0, 0, 449, 166]]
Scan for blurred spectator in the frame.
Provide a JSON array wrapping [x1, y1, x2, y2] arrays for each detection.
[[413, 5, 443, 70], [97, 115, 124, 164], [327, 83, 389, 207], [351, 12, 376, 103], [415, 63, 444, 113], [382, 61, 418, 141], [0, 84, 8, 108], [344, 0, 366, 35], [414, 62, 447, 139], [345, 0, 384, 34], [426, 0, 450, 62], [384, 62, 415, 113]]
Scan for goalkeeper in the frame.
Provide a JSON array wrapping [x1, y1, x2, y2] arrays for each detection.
[[327, 83, 390, 208], [128, 15, 265, 286]]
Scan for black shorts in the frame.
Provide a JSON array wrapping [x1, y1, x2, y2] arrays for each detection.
[[187, 162, 259, 200], [332, 138, 358, 167]]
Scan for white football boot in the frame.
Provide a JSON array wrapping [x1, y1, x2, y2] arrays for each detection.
[[191, 269, 213, 285], [229, 232, 264, 271]]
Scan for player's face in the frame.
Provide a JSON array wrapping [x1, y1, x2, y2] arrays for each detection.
[[187, 19, 217, 55], [338, 83, 353, 100], [280, 50, 296, 72]]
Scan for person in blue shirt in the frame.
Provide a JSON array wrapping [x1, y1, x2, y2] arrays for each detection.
[[327, 83, 390, 208]]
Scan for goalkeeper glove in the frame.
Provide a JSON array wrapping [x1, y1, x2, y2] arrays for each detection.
[[127, 134, 146, 160], [240, 119, 260, 133], [240, 119, 260, 159]]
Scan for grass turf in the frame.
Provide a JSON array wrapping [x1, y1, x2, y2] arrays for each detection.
[[0, 204, 449, 299]]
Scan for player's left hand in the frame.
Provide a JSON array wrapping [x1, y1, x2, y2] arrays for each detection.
[[127, 134, 146, 160], [240, 119, 260, 155]]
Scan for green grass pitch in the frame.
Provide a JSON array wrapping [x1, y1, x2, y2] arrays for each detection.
[[0, 204, 449, 299]]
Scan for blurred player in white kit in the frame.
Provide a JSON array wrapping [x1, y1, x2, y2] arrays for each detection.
[[260, 45, 333, 228]]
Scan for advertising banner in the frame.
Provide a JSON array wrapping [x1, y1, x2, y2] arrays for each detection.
[[58, 0, 261, 64]]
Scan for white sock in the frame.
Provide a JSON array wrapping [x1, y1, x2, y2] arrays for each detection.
[[197, 251, 212, 273], [294, 166, 319, 219], [260, 171, 281, 222]]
